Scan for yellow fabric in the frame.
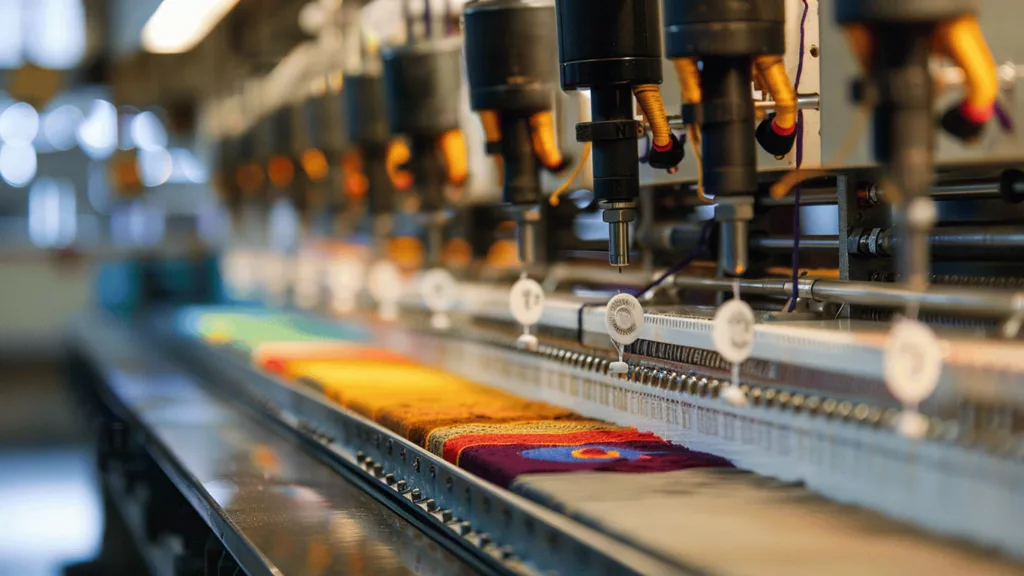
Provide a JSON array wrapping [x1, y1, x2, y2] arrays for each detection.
[[286, 360, 577, 445]]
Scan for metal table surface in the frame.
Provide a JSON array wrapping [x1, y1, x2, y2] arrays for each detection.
[[74, 315, 483, 576]]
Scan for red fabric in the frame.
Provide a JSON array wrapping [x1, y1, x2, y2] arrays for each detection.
[[262, 358, 287, 374]]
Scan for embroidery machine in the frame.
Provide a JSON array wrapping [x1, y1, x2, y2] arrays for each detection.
[[73, 0, 1024, 574]]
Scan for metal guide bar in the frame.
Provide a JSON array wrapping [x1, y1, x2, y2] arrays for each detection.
[[407, 284, 1024, 407], [399, 332, 1024, 557], [157, 325, 690, 576]]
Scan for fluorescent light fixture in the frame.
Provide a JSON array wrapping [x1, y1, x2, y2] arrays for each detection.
[[141, 0, 240, 54]]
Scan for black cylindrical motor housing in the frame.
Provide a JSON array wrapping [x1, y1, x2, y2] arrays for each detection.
[[237, 128, 255, 168], [382, 38, 463, 137], [215, 136, 240, 206], [291, 102, 313, 154], [269, 106, 295, 157], [699, 58, 758, 197], [663, 0, 785, 57], [344, 74, 391, 146], [296, 90, 348, 155], [464, 0, 557, 113], [556, 0, 663, 89], [588, 84, 643, 201], [409, 137, 449, 212], [253, 115, 273, 163], [498, 116, 543, 205], [663, 0, 785, 198], [364, 146, 395, 216], [344, 74, 395, 216]]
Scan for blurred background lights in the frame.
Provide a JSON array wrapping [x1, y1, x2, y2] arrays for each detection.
[[139, 147, 173, 187], [42, 105, 84, 151], [77, 100, 117, 160], [0, 0, 86, 70], [197, 198, 230, 246], [0, 0, 24, 68], [142, 0, 242, 54], [0, 102, 39, 144], [268, 197, 299, 251], [23, 0, 87, 70], [130, 111, 168, 151], [0, 141, 37, 186], [28, 177, 76, 248], [170, 147, 207, 183], [86, 161, 111, 214], [117, 106, 137, 150]]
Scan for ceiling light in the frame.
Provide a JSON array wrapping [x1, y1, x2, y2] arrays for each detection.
[[141, 0, 240, 54]]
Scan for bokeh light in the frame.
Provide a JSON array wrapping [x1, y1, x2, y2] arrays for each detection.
[[0, 142, 37, 187]]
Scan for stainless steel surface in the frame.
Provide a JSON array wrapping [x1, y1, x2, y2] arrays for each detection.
[[757, 187, 839, 207], [923, 225, 1024, 260], [668, 275, 1024, 318], [607, 220, 630, 268], [74, 316, 484, 576], [870, 182, 1005, 204], [751, 234, 837, 252], [602, 203, 636, 268], [426, 213, 447, 268], [717, 219, 749, 276], [515, 209, 541, 267], [761, 182, 1006, 208], [752, 225, 1024, 261], [753, 93, 820, 112], [416, 326, 1024, 558]]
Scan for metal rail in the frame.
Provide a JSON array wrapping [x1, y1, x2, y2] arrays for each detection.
[[668, 276, 1024, 318]]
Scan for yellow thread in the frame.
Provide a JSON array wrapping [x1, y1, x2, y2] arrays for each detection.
[[529, 111, 565, 170], [672, 58, 702, 105], [548, 142, 590, 207], [934, 15, 998, 111], [478, 110, 501, 145], [438, 129, 468, 185], [632, 84, 671, 149], [753, 55, 797, 131], [672, 58, 709, 202], [385, 138, 413, 191]]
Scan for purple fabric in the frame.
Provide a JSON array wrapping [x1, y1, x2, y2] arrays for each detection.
[[458, 441, 731, 488]]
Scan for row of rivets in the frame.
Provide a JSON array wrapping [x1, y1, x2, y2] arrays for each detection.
[[493, 333, 975, 446], [354, 449, 524, 566]]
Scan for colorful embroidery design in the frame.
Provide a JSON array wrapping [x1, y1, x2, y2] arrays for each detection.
[[178, 306, 731, 489]]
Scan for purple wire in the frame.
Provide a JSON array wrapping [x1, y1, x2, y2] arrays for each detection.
[[424, 0, 432, 39], [995, 100, 1015, 133], [788, 0, 809, 312], [631, 220, 716, 298], [575, 221, 715, 344]]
